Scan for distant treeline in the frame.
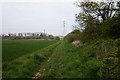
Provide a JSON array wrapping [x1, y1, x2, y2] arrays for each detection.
[[1, 32, 60, 40]]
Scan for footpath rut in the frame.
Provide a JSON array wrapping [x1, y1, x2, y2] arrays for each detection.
[[32, 43, 61, 79]]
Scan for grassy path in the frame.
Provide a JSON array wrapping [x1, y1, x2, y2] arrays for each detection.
[[32, 42, 63, 78], [32, 42, 62, 79], [33, 41, 98, 78]]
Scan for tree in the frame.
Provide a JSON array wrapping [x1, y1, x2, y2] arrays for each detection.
[[73, 0, 120, 43], [75, 0, 120, 28], [40, 33, 43, 37], [64, 30, 81, 42], [48, 35, 54, 39], [54, 36, 60, 40], [101, 15, 120, 39]]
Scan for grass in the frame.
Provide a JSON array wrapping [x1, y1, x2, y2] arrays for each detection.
[[2, 40, 98, 78], [2, 41, 61, 78], [2, 40, 58, 63], [39, 42, 98, 78], [3, 39, 119, 78], [61, 42, 98, 78], [40, 42, 63, 78]]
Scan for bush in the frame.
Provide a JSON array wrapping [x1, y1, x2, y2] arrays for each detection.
[[95, 39, 120, 79], [64, 34, 77, 42], [54, 36, 60, 40], [82, 39, 120, 78], [101, 16, 120, 39], [64, 30, 81, 42], [48, 35, 54, 39], [97, 57, 119, 78]]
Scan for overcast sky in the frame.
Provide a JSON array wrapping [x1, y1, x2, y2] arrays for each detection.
[[1, 0, 118, 36], [0, 0, 80, 36]]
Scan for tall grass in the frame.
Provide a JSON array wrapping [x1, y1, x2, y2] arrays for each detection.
[[39, 42, 98, 78]]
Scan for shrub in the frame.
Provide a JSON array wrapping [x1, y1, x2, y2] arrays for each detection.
[[100, 16, 120, 39], [64, 30, 81, 43], [96, 39, 120, 79], [54, 36, 60, 40], [97, 57, 119, 78], [48, 35, 54, 39]]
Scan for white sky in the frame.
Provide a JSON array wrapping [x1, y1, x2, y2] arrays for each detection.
[[0, 0, 80, 36]]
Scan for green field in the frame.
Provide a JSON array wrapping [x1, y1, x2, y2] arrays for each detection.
[[2, 40, 58, 63], [2, 40, 60, 78]]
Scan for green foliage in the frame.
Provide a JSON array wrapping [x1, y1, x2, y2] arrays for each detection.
[[80, 25, 101, 43], [101, 16, 120, 39], [67, 39, 120, 78], [95, 39, 120, 79], [97, 57, 119, 78], [75, 1, 117, 25], [96, 40, 117, 60], [64, 30, 81, 42], [73, 0, 120, 43], [54, 36, 60, 40], [47, 35, 54, 39], [86, 39, 120, 79]]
